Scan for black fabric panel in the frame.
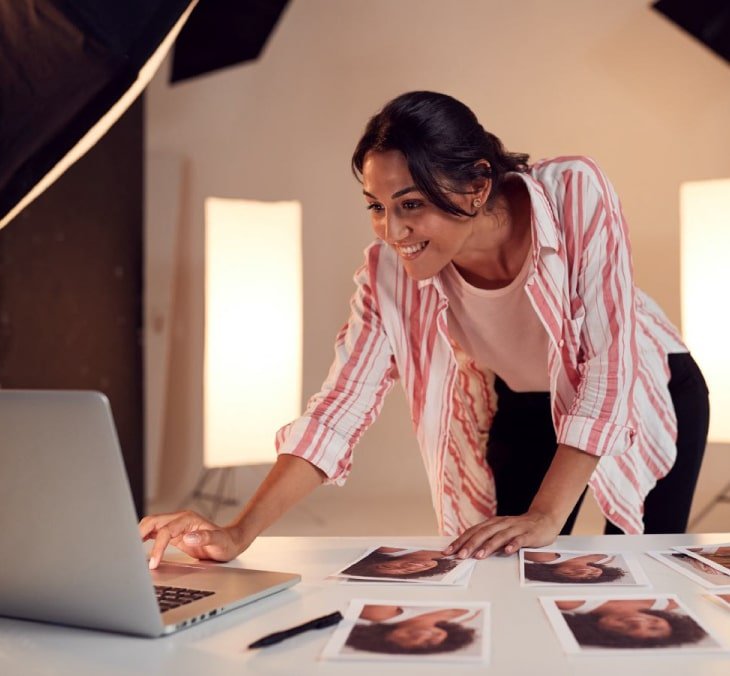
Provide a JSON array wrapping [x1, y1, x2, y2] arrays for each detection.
[[170, 0, 290, 83], [0, 0, 192, 224], [57, 0, 195, 66], [0, 2, 112, 192], [653, 0, 730, 64], [0, 98, 145, 517]]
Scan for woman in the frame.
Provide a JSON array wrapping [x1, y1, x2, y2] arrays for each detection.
[[346, 605, 476, 655], [141, 91, 709, 569], [523, 551, 625, 584], [556, 598, 707, 648]]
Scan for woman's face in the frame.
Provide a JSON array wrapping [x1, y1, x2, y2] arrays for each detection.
[[386, 624, 448, 649], [597, 611, 671, 639], [361, 150, 474, 281], [555, 562, 602, 581], [370, 558, 438, 575], [687, 557, 719, 575], [705, 553, 730, 567]]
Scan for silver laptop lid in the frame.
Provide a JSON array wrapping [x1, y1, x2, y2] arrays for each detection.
[[0, 390, 164, 636]]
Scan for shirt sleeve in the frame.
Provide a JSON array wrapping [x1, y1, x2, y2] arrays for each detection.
[[555, 160, 639, 457], [274, 253, 398, 484]]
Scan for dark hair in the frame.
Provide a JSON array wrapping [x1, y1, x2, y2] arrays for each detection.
[[352, 91, 529, 217], [671, 553, 693, 562], [563, 609, 707, 648], [346, 620, 475, 655], [703, 552, 730, 567], [342, 551, 458, 579], [524, 562, 626, 584], [671, 552, 706, 568]]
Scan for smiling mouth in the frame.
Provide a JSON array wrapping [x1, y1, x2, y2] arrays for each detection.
[[396, 241, 429, 259]]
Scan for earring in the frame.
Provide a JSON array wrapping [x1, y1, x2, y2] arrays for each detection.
[[472, 198, 482, 209]]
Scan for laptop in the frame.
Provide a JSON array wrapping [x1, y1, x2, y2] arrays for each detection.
[[0, 390, 300, 637]]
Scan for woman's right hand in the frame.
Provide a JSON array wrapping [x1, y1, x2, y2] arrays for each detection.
[[139, 454, 326, 569], [139, 510, 250, 569]]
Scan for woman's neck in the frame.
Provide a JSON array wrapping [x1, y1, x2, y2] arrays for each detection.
[[453, 178, 532, 290]]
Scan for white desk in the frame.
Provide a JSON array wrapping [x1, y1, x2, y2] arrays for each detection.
[[3, 533, 730, 675]]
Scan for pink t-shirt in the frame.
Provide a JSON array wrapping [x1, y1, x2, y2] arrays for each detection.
[[276, 156, 688, 535], [441, 255, 550, 392]]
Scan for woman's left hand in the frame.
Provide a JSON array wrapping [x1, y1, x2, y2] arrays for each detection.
[[443, 510, 561, 559]]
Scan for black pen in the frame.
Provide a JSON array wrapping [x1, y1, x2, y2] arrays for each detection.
[[248, 610, 344, 649]]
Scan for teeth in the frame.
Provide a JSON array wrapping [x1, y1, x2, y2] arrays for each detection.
[[398, 241, 427, 255]]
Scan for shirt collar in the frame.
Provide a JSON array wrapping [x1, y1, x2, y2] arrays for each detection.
[[415, 168, 559, 293], [512, 169, 560, 255]]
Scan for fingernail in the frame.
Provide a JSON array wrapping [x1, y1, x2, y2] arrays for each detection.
[[184, 533, 201, 545], [148, 556, 157, 570], [476, 550, 485, 559], [458, 550, 467, 559], [444, 546, 453, 554]]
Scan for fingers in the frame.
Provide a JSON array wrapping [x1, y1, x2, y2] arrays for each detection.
[[444, 514, 558, 560], [148, 526, 173, 570], [139, 512, 184, 541], [444, 518, 515, 558], [459, 522, 525, 559], [502, 534, 527, 555], [141, 511, 213, 569], [443, 523, 490, 556], [180, 526, 248, 564], [180, 528, 222, 550]]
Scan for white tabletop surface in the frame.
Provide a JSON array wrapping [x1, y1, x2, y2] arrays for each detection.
[[3, 533, 730, 675]]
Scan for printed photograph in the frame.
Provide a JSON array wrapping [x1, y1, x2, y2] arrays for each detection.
[[674, 544, 730, 577], [340, 561, 474, 587], [540, 595, 727, 654], [321, 599, 490, 662], [648, 550, 730, 589], [707, 593, 730, 611], [520, 549, 648, 586], [332, 546, 474, 584]]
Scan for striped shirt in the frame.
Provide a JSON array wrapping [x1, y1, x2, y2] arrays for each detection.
[[275, 156, 686, 535]]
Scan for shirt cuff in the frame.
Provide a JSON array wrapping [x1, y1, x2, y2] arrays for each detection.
[[275, 417, 353, 486], [556, 414, 636, 456]]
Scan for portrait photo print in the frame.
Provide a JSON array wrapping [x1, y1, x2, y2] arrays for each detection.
[[707, 594, 730, 612], [648, 550, 730, 589], [673, 544, 730, 577], [540, 595, 727, 655], [321, 599, 490, 662], [519, 549, 649, 586], [332, 545, 474, 584]]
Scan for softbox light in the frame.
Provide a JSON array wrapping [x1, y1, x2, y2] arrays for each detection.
[[0, 0, 198, 230]]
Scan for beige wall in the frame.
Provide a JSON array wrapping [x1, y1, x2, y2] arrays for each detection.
[[146, 0, 730, 521]]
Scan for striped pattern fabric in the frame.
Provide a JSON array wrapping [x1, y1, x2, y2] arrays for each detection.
[[275, 157, 686, 534]]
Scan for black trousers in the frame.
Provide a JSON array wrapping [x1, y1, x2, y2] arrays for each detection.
[[485, 353, 709, 534]]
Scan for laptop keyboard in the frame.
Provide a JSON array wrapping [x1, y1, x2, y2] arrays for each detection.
[[154, 585, 215, 613]]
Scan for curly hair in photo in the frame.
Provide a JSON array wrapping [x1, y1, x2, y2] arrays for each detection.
[[563, 609, 707, 648], [524, 562, 626, 584], [345, 620, 476, 655], [343, 551, 458, 579]]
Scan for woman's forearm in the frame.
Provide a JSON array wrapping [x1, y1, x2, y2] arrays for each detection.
[[228, 453, 326, 548], [529, 443, 600, 529]]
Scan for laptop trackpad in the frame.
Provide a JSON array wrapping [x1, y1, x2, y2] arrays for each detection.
[[150, 561, 220, 584]]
